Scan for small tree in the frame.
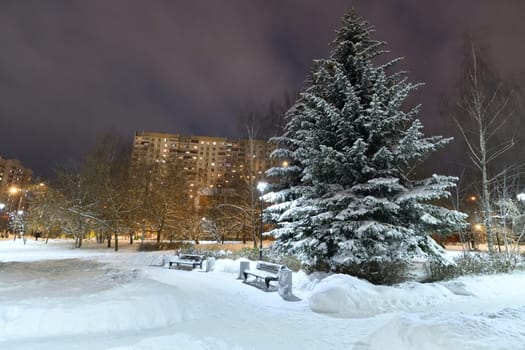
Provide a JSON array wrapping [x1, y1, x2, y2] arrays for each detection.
[[491, 166, 525, 263]]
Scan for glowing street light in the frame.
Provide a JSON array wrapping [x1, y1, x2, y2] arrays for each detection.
[[7, 186, 24, 212], [8, 186, 20, 195], [257, 181, 268, 261]]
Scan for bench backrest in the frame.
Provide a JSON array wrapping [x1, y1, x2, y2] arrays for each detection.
[[255, 262, 284, 275], [180, 254, 204, 262]]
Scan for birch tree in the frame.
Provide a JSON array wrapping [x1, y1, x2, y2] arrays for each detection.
[[450, 41, 516, 253]]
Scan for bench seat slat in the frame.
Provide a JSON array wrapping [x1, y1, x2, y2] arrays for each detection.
[[168, 254, 205, 269], [244, 269, 279, 279], [242, 262, 286, 288]]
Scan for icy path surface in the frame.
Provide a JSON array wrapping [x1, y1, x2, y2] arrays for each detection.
[[1, 239, 525, 349]]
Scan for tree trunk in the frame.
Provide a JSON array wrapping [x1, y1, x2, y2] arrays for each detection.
[[481, 145, 494, 253], [129, 232, 133, 244], [114, 231, 119, 251], [252, 220, 257, 248]]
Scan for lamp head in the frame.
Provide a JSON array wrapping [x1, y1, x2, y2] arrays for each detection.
[[257, 181, 268, 193]]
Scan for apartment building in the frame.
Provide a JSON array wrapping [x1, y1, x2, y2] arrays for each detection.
[[0, 156, 33, 209], [130, 131, 275, 201]]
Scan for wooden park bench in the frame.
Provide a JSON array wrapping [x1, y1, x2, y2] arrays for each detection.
[[243, 262, 287, 288], [168, 254, 206, 270]]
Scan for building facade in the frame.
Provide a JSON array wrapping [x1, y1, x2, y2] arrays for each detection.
[[130, 131, 275, 202], [0, 156, 33, 211]]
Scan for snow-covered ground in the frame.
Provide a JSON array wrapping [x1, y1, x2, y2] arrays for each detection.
[[1, 239, 524, 350]]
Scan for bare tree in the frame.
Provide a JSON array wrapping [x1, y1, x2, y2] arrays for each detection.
[[47, 133, 134, 250], [84, 132, 135, 251], [226, 95, 292, 247], [237, 91, 297, 140], [450, 41, 516, 253], [53, 164, 97, 248], [491, 166, 525, 261], [26, 184, 62, 243]]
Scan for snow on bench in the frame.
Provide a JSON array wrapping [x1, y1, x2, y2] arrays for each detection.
[[168, 254, 206, 270], [243, 262, 287, 289]]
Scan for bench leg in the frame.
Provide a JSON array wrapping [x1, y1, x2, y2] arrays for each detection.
[[265, 278, 270, 289]]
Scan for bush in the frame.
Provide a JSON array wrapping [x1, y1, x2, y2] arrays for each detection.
[[273, 255, 302, 272], [424, 252, 523, 282], [234, 247, 260, 261], [299, 258, 409, 285], [454, 252, 517, 275], [137, 241, 194, 252], [336, 260, 409, 285], [423, 261, 457, 282], [192, 249, 234, 259]]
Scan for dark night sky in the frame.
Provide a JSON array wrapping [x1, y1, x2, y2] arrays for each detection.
[[1, 0, 525, 178]]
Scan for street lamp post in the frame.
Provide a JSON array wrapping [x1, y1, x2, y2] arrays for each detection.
[[257, 181, 268, 261], [0, 203, 5, 238]]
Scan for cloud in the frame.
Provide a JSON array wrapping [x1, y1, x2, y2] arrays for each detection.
[[0, 0, 523, 177]]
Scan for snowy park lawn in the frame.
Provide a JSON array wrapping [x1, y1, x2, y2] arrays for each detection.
[[1, 239, 525, 350]]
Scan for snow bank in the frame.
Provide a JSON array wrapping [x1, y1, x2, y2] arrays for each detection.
[[308, 274, 456, 317], [212, 258, 250, 274], [106, 333, 245, 350], [0, 281, 187, 340], [356, 307, 525, 350], [308, 271, 525, 318]]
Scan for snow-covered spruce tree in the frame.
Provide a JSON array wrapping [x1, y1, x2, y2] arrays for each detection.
[[266, 11, 466, 284]]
